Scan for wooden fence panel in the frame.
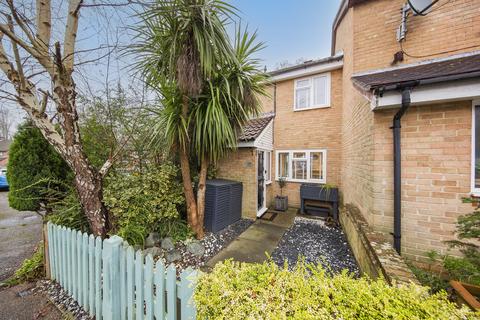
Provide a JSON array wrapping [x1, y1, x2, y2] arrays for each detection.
[[46, 222, 197, 319], [126, 246, 135, 320]]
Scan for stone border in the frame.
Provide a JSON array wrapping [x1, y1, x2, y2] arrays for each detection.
[[340, 204, 419, 285]]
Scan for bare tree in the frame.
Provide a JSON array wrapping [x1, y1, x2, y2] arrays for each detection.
[[0, 106, 12, 139], [0, 0, 124, 236]]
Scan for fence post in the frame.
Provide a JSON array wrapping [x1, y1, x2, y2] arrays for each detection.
[[102, 235, 123, 320], [43, 222, 51, 279]]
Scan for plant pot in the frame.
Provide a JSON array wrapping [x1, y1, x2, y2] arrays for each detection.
[[450, 280, 480, 311], [274, 196, 288, 212]]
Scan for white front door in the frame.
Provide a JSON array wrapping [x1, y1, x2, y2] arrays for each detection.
[[257, 150, 267, 217]]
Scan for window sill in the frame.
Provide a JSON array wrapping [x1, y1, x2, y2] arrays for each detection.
[[266, 181, 272, 185], [275, 178, 326, 184], [293, 105, 330, 112]]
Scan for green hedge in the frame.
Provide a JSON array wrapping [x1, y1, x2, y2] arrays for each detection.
[[195, 260, 479, 320]]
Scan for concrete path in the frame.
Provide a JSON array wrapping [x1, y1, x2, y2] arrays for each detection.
[[0, 282, 62, 320], [206, 209, 296, 267], [0, 192, 42, 282]]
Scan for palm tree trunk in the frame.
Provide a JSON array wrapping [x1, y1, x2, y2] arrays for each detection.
[[179, 148, 199, 237], [196, 156, 209, 239], [179, 95, 200, 237]]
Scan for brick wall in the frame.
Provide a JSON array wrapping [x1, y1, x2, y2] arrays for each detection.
[[372, 102, 473, 262], [352, 0, 480, 72], [268, 68, 344, 207], [335, 9, 376, 225], [335, 0, 480, 261], [216, 148, 257, 219]]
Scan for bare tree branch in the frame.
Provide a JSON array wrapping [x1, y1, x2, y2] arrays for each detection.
[[63, 0, 83, 73], [36, 0, 51, 53]]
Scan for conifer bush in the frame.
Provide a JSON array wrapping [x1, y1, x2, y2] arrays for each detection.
[[7, 122, 71, 212]]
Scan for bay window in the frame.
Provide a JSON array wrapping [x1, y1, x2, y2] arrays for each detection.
[[294, 73, 331, 111], [276, 150, 327, 183]]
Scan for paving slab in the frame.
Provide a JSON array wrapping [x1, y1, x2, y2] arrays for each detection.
[[206, 209, 296, 267]]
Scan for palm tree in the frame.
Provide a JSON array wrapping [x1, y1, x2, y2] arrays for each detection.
[[190, 27, 267, 233], [136, 0, 267, 237]]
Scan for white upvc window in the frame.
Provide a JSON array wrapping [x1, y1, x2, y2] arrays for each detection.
[[471, 100, 480, 195], [294, 73, 331, 111], [275, 150, 327, 183]]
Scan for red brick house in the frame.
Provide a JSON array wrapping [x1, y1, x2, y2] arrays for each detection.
[[217, 0, 480, 263]]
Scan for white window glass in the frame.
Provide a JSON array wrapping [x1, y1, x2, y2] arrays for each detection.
[[292, 152, 307, 180], [475, 105, 480, 189], [277, 150, 326, 182], [313, 76, 327, 106], [265, 151, 271, 182], [295, 87, 310, 109], [278, 153, 289, 178], [310, 152, 323, 180]]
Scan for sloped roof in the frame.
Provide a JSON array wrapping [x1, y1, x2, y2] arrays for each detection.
[[351, 52, 480, 92], [238, 115, 274, 142]]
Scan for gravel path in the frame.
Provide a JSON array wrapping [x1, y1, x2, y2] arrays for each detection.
[[272, 217, 360, 276]]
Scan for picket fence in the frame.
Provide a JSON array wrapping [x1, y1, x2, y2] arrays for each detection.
[[46, 222, 198, 320]]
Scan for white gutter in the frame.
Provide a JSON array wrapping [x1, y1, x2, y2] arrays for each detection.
[[271, 60, 343, 82]]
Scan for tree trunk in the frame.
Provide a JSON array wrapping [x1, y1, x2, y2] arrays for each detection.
[[196, 157, 209, 239], [72, 153, 108, 236], [52, 71, 109, 237], [179, 95, 200, 236]]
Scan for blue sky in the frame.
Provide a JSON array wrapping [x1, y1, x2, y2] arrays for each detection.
[[229, 0, 342, 70]]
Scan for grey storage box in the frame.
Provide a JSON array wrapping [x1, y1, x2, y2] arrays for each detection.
[[204, 179, 243, 232]]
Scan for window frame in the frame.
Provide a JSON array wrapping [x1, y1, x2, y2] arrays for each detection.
[[471, 100, 480, 195], [265, 150, 272, 185], [293, 73, 331, 111], [275, 149, 327, 183]]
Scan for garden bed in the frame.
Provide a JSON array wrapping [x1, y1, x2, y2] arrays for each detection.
[[271, 217, 360, 276], [155, 219, 253, 274]]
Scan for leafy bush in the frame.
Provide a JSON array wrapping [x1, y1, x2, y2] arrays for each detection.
[[7, 122, 71, 212], [6, 244, 44, 286], [46, 188, 90, 233], [157, 218, 194, 243], [195, 260, 478, 320], [443, 210, 480, 285], [408, 262, 448, 294], [103, 163, 185, 246]]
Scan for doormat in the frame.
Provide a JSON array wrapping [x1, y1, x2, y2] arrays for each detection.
[[260, 211, 278, 221]]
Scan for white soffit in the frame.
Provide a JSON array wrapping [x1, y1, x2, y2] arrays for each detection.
[[371, 78, 480, 110]]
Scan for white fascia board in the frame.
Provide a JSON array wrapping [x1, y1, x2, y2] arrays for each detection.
[[238, 141, 255, 148], [271, 61, 343, 82], [371, 78, 480, 110]]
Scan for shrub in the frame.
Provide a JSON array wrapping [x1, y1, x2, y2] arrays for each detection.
[[7, 122, 71, 212], [195, 260, 478, 320], [443, 210, 480, 285], [46, 188, 90, 233], [6, 244, 44, 286], [103, 163, 185, 246]]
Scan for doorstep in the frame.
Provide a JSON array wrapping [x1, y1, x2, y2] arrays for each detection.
[[205, 209, 296, 267]]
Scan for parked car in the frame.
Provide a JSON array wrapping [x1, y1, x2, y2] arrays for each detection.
[[0, 168, 9, 190]]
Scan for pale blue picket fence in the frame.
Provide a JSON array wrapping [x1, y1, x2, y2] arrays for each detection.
[[46, 222, 197, 320]]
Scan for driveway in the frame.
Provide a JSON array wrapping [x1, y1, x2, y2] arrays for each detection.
[[0, 191, 42, 282]]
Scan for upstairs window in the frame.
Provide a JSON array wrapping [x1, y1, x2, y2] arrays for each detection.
[[294, 73, 330, 111]]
